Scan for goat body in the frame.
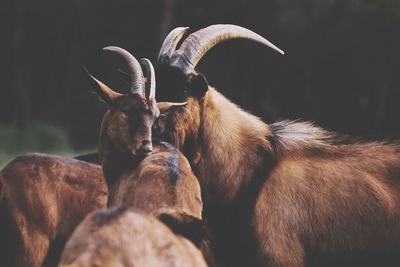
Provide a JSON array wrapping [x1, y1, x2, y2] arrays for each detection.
[[157, 85, 400, 267], [0, 153, 107, 267]]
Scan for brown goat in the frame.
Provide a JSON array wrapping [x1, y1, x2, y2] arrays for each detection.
[[0, 153, 107, 267], [87, 47, 160, 186], [153, 24, 400, 267], [59, 207, 208, 267], [89, 49, 215, 266]]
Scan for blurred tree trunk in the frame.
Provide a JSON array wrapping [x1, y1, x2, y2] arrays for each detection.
[[373, 82, 389, 133], [160, 0, 175, 41], [12, 0, 31, 129], [63, 0, 89, 143]]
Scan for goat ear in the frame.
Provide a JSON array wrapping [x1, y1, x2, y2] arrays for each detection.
[[158, 102, 188, 112], [84, 67, 122, 106], [188, 73, 208, 98]]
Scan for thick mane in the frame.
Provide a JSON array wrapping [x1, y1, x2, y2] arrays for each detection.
[[269, 120, 400, 158], [198, 87, 273, 204]]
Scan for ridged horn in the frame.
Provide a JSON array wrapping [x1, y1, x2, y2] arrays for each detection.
[[170, 24, 284, 73], [158, 27, 189, 63], [103, 46, 145, 96], [140, 58, 156, 100]]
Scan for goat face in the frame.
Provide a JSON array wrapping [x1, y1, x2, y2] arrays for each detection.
[[153, 65, 208, 162], [86, 48, 159, 182], [100, 94, 159, 160]]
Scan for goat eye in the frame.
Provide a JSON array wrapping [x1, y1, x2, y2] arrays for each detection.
[[120, 111, 129, 119]]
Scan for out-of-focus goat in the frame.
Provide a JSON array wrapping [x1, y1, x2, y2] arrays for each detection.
[[0, 153, 107, 267]]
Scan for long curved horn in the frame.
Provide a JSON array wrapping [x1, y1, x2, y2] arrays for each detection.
[[170, 24, 284, 74], [158, 27, 189, 63], [103, 46, 145, 96], [140, 58, 156, 100]]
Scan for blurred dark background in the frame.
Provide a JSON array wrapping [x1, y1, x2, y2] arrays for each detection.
[[1, 0, 400, 165]]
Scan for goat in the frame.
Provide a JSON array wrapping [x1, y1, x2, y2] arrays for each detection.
[[87, 47, 160, 186], [153, 24, 400, 267], [88, 49, 215, 266], [59, 207, 208, 267], [0, 153, 107, 267]]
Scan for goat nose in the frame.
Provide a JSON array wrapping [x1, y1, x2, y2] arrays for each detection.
[[138, 141, 152, 156]]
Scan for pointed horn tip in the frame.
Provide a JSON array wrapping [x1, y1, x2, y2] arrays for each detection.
[[171, 26, 190, 33], [176, 26, 189, 30], [82, 66, 95, 79], [269, 45, 284, 55], [102, 46, 123, 52], [267, 43, 285, 55]]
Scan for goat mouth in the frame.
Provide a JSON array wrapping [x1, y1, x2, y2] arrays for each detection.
[[129, 150, 151, 162]]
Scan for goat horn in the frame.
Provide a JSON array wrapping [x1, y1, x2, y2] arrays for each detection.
[[170, 24, 284, 73], [158, 27, 190, 63], [103, 46, 145, 96], [140, 58, 156, 100]]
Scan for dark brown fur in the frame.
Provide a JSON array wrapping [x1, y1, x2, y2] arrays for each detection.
[[0, 153, 107, 267], [98, 94, 159, 185], [155, 64, 400, 267], [158, 211, 217, 267]]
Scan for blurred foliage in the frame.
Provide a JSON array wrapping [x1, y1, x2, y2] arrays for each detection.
[[0, 123, 94, 168]]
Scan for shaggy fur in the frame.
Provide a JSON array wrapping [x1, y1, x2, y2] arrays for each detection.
[[154, 65, 400, 267]]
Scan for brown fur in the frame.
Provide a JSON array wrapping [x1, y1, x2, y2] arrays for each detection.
[[154, 66, 400, 267], [0, 153, 107, 267], [108, 142, 203, 219], [106, 140, 217, 267], [255, 121, 400, 267], [59, 207, 208, 267]]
